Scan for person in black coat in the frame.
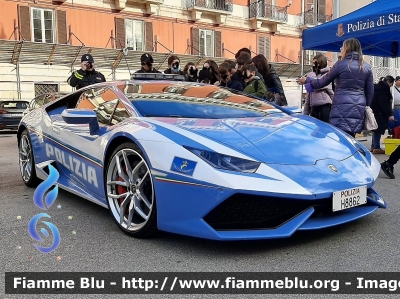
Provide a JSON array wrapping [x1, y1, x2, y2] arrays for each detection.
[[202, 60, 220, 85], [251, 54, 287, 106], [370, 76, 395, 154]]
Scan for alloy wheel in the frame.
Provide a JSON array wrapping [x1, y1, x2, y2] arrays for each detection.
[[19, 134, 33, 183], [106, 148, 154, 232]]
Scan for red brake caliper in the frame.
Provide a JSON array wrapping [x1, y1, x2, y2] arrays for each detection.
[[117, 176, 127, 204], [116, 167, 129, 216]]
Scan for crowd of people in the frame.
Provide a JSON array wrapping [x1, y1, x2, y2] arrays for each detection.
[[67, 39, 400, 179], [68, 49, 288, 106], [134, 49, 288, 105]]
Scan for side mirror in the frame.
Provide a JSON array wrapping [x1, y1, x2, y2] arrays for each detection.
[[61, 109, 99, 135]]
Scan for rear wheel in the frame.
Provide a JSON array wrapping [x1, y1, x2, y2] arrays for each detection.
[[106, 142, 157, 238], [19, 130, 40, 187]]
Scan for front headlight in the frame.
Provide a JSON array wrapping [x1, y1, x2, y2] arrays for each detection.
[[349, 137, 367, 157], [184, 146, 260, 173], [346, 134, 378, 170], [340, 132, 368, 157]]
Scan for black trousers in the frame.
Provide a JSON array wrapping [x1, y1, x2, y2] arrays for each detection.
[[310, 104, 331, 123], [388, 145, 400, 165]]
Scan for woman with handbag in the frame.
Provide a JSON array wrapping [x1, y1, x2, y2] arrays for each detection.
[[297, 38, 374, 137], [370, 76, 396, 154], [302, 54, 333, 123]]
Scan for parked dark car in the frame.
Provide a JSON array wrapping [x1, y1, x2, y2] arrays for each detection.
[[23, 92, 69, 117], [0, 100, 29, 130]]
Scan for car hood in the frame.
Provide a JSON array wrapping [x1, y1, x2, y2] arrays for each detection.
[[149, 115, 357, 165]]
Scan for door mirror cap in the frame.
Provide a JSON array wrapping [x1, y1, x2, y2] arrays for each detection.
[[61, 109, 99, 135]]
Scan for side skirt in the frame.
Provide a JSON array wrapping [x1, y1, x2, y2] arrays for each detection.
[[35, 161, 108, 209]]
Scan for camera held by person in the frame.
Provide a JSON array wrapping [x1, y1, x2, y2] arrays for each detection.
[[136, 53, 161, 73], [189, 65, 197, 76], [183, 62, 198, 82], [67, 54, 106, 90], [198, 68, 213, 84]]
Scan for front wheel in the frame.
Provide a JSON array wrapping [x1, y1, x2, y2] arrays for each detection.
[[19, 130, 40, 187], [106, 142, 157, 238]]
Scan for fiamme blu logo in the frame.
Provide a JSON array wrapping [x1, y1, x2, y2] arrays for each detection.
[[28, 165, 61, 253]]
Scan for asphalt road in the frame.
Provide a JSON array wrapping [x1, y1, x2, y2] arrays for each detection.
[[1, 130, 400, 299]]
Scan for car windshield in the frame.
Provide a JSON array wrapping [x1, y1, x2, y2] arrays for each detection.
[[123, 82, 278, 119], [0, 101, 29, 109]]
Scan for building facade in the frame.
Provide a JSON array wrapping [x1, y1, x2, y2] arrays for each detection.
[[0, 0, 333, 101]]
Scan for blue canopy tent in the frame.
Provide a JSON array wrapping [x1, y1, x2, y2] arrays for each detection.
[[296, 0, 400, 109], [302, 0, 400, 57]]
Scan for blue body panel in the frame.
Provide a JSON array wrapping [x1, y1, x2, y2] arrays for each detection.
[[154, 175, 385, 240], [298, 206, 378, 231], [267, 157, 374, 196], [150, 116, 358, 165]]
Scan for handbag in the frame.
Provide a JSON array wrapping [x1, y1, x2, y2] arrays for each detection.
[[364, 106, 378, 131]]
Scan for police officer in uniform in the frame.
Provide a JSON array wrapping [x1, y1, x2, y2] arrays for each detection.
[[68, 54, 106, 89], [135, 53, 161, 73]]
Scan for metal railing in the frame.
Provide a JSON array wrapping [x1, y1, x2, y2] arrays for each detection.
[[249, 3, 288, 23], [0, 39, 233, 98], [275, 53, 297, 64], [274, 53, 299, 78], [186, 0, 233, 12], [296, 12, 333, 26]]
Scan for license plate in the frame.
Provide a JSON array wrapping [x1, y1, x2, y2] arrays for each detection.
[[332, 186, 367, 212], [2, 114, 23, 118]]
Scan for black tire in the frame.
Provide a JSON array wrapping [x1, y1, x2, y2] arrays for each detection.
[[105, 142, 158, 238], [19, 130, 41, 187]]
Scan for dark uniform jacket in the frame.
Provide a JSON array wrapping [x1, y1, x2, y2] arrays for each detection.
[[67, 69, 106, 89]]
